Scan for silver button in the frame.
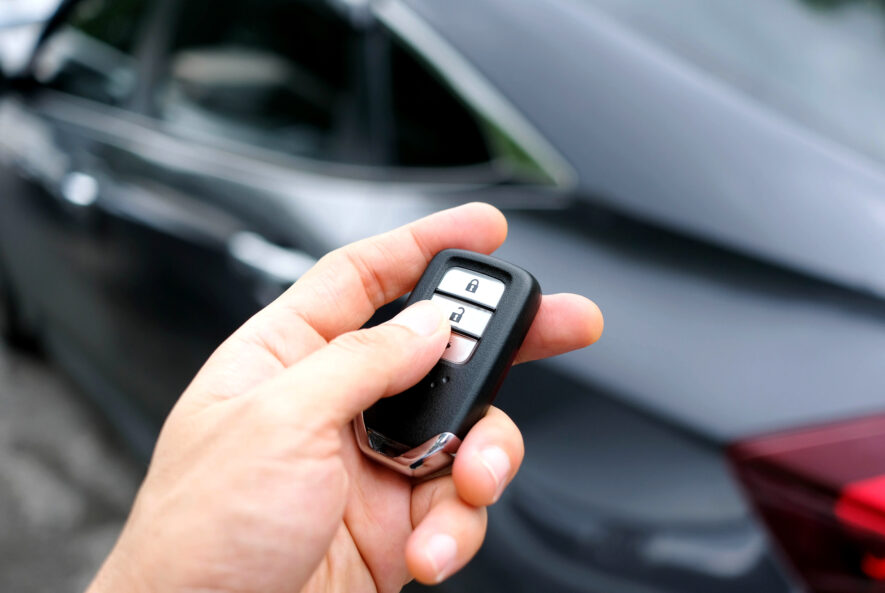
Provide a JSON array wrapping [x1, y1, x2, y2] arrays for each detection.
[[441, 333, 478, 365], [437, 267, 505, 310], [431, 294, 493, 338]]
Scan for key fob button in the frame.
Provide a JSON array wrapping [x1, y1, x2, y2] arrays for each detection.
[[436, 267, 506, 309], [441, 333, 478, 365], [431, 294, 493, 338]]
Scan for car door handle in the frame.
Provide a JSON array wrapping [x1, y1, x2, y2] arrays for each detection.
[[227, 231, 317, 288]]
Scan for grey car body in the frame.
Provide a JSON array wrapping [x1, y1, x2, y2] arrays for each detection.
[[2, 0, 883, 591]]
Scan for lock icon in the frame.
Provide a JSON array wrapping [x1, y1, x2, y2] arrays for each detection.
[[450, 306, 465, 323], [466, 279, 479, 293]]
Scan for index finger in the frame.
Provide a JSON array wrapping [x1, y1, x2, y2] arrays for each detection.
[[264, 202, 507, 342]]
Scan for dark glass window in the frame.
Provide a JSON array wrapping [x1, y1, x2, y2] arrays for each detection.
[[33, 0, 149, 106], [157, 0, 357, 161], [388, 39, 492, 168], [157, 0, 496, 169]]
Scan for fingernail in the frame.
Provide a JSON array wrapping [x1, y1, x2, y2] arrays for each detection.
[[389, 301, 444, 336], [478, 446, 511, 503], [424, 533, 457, 583]]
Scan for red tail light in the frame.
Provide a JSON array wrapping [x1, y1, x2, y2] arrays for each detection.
[[729, 414, 885, 592]]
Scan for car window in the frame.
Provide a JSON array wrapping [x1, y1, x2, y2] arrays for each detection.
[[156, 0, 358, 162], [388, 37, 492, 168], [156, 0, 501, 171], [32, 0, 150, 106]]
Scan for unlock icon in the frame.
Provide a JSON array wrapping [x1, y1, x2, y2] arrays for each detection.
[[466, 279, 479, 293], [449, 306, 465, 323]]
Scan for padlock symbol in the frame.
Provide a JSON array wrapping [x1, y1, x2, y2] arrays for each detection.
[[466, 279, 479, 293], [449, 306, 465, 323]]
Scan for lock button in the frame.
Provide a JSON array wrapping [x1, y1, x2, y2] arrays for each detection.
[[431, 294, 493, 338], [436, 267, 505, 309]]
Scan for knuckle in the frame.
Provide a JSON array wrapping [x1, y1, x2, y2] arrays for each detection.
[[340, 243, 389, 307]]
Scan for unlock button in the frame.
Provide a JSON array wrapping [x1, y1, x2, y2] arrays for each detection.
[[431, 294, 493, 338]]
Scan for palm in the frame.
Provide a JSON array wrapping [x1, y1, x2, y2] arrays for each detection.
[[201, 334, 433, 593], [208, 298, 479, 592], [298, 427, 432, 593]]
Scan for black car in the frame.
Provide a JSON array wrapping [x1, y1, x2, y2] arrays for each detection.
[[4, 0, 885, 591]]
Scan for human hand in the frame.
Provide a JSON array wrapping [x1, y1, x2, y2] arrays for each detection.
[[87, 203, 603, 593]]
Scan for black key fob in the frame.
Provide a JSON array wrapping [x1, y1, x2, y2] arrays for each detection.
[[354, 249, 541, 477]]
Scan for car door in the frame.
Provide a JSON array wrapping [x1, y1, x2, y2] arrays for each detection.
[[0, 0, 175, 448], [0, 0, 381, 437], [1, 0, 570, 454], [85, 0, 562, 432], [79, 0, 392, 431]]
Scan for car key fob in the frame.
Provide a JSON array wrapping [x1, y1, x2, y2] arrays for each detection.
[[354, 248, 541, 477]]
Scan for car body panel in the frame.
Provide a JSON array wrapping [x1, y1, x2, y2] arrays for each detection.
[[404, 0, 885, 440], [430, 364, 795, 593], [0, 83, 546, 434], [496, 208, 885, 442], [406, 0, 885, 302]]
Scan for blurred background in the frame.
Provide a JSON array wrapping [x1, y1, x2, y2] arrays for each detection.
[[0, 0, 58, 74], [0, 341, 138, 592], [5, 1, 885, 592]]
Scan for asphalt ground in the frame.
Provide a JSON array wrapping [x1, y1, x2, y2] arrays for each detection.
[[0, 342, 141, 593]]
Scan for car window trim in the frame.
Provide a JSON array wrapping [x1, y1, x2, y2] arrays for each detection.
[[373, 0, 576, 189], [32, 90, 518, 190], [355, 22, 394, 167], [129, 0, 177, 116]]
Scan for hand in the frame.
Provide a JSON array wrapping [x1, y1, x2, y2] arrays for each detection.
[[88, 203, 603, 593]]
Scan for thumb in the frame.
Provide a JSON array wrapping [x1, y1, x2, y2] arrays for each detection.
[[252, 300, 450, 429]]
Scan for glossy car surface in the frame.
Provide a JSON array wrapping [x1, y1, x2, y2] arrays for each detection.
[[3, 0, 885, 591]]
